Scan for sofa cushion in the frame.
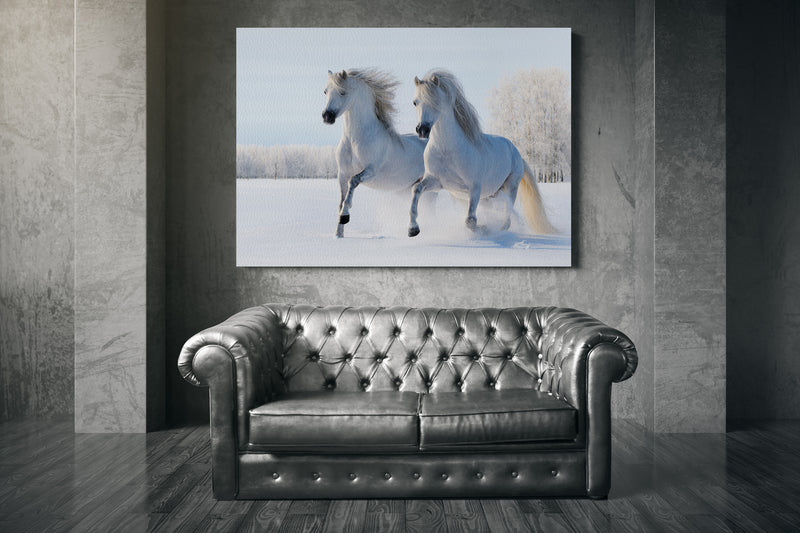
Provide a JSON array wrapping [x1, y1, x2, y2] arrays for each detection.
[[249, 391, 421, 451], [419, 389, 577, 449]]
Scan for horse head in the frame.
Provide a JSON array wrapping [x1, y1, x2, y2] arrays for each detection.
[[322, 69, 351, 124], [413, 73, 446, 139], [413, 70, 481, 143]]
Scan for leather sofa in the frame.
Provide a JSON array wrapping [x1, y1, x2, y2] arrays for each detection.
[[178, 305, 637, 500]]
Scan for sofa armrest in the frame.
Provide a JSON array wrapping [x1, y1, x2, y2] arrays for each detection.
[[537, 307, 638, 498], [177, 305, 284, 499]]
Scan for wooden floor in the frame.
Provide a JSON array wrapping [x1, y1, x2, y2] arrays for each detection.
[[1, 419, 799, 532]]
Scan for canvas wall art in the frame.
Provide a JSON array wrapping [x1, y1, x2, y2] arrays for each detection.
[[237, 28, 571, 267]]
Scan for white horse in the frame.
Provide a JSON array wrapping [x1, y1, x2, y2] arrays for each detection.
[[322, 69, 428, 238], [408, 69, 555, 237]]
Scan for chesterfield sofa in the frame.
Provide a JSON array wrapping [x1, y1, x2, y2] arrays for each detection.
[[178, 304, 637, 500]]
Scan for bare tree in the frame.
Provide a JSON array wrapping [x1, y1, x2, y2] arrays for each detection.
[[488, 68, 571, 182]]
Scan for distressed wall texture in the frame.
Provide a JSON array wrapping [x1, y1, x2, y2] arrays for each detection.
[[654, 0, 726, 433], [0, 0, 76, 421], [727, 0, 800, 420], [633, 0, 656, 431], [164, 0, 642, 425]]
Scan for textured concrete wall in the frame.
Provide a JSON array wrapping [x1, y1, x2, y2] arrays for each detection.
[[654, 0, 726, 432], [633, 0, 656, 431], [727, 0, 800, 420], [74, 0, 149, 432], [147, 0, 168, 431], [165, 0, 642, 424], [0, 0, 75, 421]]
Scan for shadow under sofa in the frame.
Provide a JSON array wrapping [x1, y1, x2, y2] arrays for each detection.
[[178, 305, 637, 500]]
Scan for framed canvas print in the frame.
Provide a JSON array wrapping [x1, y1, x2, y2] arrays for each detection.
[[237, 27, 571, 267]]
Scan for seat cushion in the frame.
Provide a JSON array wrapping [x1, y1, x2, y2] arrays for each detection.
[[419, 389, 577, 449], [249, 391, 421, 452]]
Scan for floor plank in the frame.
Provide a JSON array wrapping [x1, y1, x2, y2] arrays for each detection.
[[1, 419, 799, 532]]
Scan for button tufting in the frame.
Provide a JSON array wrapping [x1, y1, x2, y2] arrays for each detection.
[[348, 473, 357, 480], [360, 328, 369, 336], [455, 380, 463, 388], [551, 469, 558, 477], [393, 328, 401, 337], [440, 354, 450, 362], [394, 378, 403, 388], [456, 328, 464, 336], [475, 472, 484, 479], [328, 327, 336, 335], [487, 380, 496, 388], [384, 472, 392, 480], [271, 472, 279, 480], [487, 327, 496, 336], [441, 473, 449, 480], [309, 353, 319, 362], [425, 380, 433, 388], [375, 355, 384, 363], [472, 353, 481, 361], [511, 471, 519, 478], [425, 328, 433, 338], [412, 472, 421, 479], [296, 325, 304, 334], [345, 354, 353, 362], [311, 472, 320, 480], [410, 355, 418, 363], [521, 327, 528, 335], [324, 380, 336, 390], [360, 379, 370, 389], [538, 353, 543, 360]]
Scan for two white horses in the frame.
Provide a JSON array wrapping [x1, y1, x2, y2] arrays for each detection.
[[322, 68, 554, 238]]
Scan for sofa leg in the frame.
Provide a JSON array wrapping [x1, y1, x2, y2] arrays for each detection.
[[588, 494, 608, 500]]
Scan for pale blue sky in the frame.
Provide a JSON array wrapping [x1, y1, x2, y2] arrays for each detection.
[[237, 28, 570, 146]]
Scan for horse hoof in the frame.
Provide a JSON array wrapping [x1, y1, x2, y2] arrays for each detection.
[[466, 217, 477, 231], [408, 226, 420, 237], [336, 225, 344, 238], [339, 214, 350, 225]]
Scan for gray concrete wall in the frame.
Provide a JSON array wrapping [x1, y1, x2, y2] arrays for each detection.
[[74, 0, 149, 432], [654, 0, 727, 432], [727, 0, 800, 421], [164, 0, 643, 424], [634, 0, 656, 431], [0, 0, 76, 421]]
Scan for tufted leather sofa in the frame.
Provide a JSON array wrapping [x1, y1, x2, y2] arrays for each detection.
[[178, 305, 637, 500]]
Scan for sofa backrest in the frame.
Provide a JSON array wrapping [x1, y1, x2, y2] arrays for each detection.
[[264, 304, 557, 395]]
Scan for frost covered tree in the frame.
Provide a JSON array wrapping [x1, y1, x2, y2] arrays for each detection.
[[487, 68, 571, 182], [237, 145, 337, 179]]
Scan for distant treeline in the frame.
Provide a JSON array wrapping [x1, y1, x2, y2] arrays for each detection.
[[237, 144, 336, 179]]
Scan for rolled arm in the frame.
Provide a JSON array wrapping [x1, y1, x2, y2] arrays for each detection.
[[536, 307, 638, 498], [177, 306, 284, 497]]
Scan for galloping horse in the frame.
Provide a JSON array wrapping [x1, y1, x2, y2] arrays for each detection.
[[322, 69, 428, 238], [408, 69, 555, 237]]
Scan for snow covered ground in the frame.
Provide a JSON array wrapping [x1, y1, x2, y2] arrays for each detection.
[[236, 178, 571, 267]]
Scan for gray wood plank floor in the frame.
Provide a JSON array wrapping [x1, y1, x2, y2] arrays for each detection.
[[1, 419, 798, 532]]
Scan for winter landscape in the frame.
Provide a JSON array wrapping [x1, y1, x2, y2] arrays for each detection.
[[236, 28, 571, 267]]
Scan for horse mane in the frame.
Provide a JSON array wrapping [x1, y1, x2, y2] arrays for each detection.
[[331, 68, 400, 134], [418, 69, 483, 143]]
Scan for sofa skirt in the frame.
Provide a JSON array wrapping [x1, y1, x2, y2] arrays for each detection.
[[236, 451, 587, 499]]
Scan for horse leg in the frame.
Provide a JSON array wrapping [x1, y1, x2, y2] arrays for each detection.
[[336, 172, 349, 238], [409, 175, 442, 237], [466, 187, 481, 231], [499, 171, 521, 231], [339, 167, 373, 223]]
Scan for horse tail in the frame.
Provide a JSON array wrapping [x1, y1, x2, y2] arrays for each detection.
[[519, 161, 557, 234]]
